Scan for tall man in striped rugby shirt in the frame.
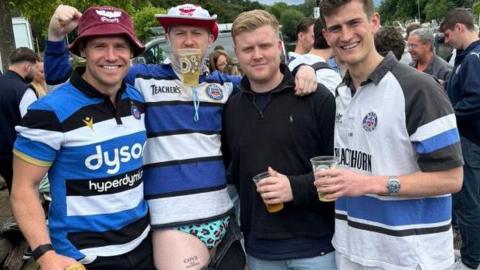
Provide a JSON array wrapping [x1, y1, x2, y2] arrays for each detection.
[[313, 0, 463, 269], [11, 6, 154, 270]]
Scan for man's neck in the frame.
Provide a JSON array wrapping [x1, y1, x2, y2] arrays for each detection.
[[250, 70, 284, 93], [8, 66, 26, 80], [310, 48, 332, 61], [348, 51, 383, 90], [294, 44, 306, 54], [461, 33, 480, 50], [417, 52, 433, 70]]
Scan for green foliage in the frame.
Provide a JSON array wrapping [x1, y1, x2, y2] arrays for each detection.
[[379, 0, 479, 24], [267, 2, 289, 21], [424, 0, 453, 21], [133, 6, 166, 42], [279, 9, 305, 42]]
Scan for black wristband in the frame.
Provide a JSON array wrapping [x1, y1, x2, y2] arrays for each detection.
[[32, 243, 54, 260]]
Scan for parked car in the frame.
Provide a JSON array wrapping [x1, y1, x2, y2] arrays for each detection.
[[132, 31, 288, 65]]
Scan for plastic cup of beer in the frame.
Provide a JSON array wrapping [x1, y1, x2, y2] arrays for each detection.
[[252, 171, 284, 213], [178, 48, 202, 87], [310, 156, 339, 202]]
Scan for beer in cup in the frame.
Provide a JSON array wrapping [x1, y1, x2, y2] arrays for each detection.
[[178, 48, 201, 87], [252, 171, 284, 213], [310, 156, 339, 202]]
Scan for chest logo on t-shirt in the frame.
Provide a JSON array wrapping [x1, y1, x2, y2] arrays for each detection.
[[362, 112, 377, 132], [83, 116, 94, 130], [131, 103, 141, 120], [206, 84, 224, 100]]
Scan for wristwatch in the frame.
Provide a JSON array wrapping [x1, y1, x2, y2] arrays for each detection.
[[387, 176, 401, 196]]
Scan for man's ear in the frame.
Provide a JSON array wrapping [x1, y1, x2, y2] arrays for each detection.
[[371, 12, 381, 33]]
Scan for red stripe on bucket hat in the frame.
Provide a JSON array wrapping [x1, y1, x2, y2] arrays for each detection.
[[69, 6, 145, 57], [155, 4, 219, 41]]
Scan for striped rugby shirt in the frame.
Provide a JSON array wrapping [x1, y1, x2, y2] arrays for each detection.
[[333, 53, 463, 269], [126, 64, 238, 228], [14, 71, 149, 261]]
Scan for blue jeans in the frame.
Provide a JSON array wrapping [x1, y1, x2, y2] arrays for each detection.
[[453, 136, 480, 269], [247, 252, 336, 270]]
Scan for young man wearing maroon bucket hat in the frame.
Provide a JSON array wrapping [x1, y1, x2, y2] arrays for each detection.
[[11, 6, 154, 270]]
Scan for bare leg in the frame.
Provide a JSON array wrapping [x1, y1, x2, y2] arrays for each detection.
[[153, 229, 210, 270]]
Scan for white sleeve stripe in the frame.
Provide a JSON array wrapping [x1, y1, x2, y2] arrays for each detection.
[[410, 114, 457, 142], [15, 126, 63, 150], [19, 88, 37, 117]]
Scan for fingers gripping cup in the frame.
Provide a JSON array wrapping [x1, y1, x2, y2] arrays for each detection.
[[252, 171, 284, 213], [310, 156, 339, 202], [178, 48, 202, 87]]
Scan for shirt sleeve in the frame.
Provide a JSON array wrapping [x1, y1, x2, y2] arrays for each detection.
[[14, 101, 63, 167], [44, 38, 72, 85], [406, 76, 463, 172]]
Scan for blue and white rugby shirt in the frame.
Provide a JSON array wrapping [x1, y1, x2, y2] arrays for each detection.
[[14, 71, 149, 261], [333, 53, 463, 270], [126, 64, 238, 228]]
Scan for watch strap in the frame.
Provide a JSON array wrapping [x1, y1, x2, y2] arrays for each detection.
[[32, 243, 54, 260]]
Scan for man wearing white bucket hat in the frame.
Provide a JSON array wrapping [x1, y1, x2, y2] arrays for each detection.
[[44, 3, 319, 269]]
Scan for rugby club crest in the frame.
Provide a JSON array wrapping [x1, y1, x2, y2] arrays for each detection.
[[206, 85, 224, 100], [362, 112, 377, 132]]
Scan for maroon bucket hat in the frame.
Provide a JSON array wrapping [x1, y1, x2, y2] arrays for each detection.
[[69, 6, 145, 57]]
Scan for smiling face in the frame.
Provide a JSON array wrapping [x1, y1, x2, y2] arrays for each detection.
[[407, 34, 430, 62], [80, 36, 132, 93], [234, 25, 283, 91], [322, 0, 380, 69]]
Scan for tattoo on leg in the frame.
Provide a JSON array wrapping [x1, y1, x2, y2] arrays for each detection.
[[184, 256, 200, 269]]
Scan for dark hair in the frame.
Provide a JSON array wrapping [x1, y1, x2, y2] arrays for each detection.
[[321, 0, 374, 26], [9, 47, 39, 65], [440, 8, 475, 32], [296, 17, 315, 39], [213, 45, 225, 51], [374, 26, 405, 60], [405, 23, 421, 38], [313, 18, 330, 49]]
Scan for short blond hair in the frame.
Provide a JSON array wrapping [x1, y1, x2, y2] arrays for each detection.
[[232, 10, 279, 42]]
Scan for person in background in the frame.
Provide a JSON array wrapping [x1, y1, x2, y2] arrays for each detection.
[[408, 27, 452, 83], [31, 57, 48, 97], [375, 26, 405, 60], [288, 18, 342, 94], [316, 0, 463, 268], [0, 47, 39, 193], [440, 8, 480, 270], [288, 17, 315, 61], [400, 22, 421, 64], [209, 49, 241, 75]]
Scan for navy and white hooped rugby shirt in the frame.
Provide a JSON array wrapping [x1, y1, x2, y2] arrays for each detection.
[[333, 53, 463, 269], [127, 64, 238, 228], [14, 71, 149, 262]]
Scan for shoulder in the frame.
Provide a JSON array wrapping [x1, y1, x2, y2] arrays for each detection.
[[130, 63, 176, 80]]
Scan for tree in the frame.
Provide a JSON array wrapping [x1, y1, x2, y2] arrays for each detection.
[[268, 2, 289, 21], [0, 0, 15, 71], [424, 0, 453, 21], [279, 9, 305, 42], [133, 5, 166, 42]]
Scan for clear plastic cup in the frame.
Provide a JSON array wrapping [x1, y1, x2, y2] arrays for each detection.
[[310, 156, 339, 202], [252, 171, 284, 213]]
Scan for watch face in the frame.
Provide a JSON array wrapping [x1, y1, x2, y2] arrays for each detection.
[[388, 178, 400, 195]]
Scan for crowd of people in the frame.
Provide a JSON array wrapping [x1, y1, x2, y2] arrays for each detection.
[[0, 0, 479, 269]]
